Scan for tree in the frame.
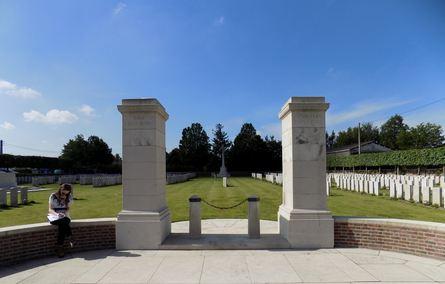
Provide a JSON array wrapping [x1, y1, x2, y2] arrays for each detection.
[[264, 135, 282, 171], [178, 123, 211, 171], [60, 134, 114, 170], [208, 124, 232, 171], [380, 115, 409, 150], [333, 123, 379, 148], [60, 135, 89, 168], [408, 123, 444, 149], [166, 148, 185, 172], [211, 123, 232, 158], [326, 131, 336, 150], [228, 123, 266, 171], [86, 136, 114, 167]]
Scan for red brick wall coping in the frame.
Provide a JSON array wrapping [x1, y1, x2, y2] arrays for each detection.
[[334, 216, 445, 259], [1, 217, 445, 265], [0, 218, 116, 265]]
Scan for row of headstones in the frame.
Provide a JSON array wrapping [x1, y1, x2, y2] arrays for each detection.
[[251, 173, 283, 185], [0, 187, 28, 207], [30, 175, 123, 187], [329, 173, 445, 207], [327, 173, 382, 196], [166, 173, 197, 185], [92, 175, 122, 187]]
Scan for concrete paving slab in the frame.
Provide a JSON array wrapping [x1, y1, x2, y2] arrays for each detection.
[[19, 258, 98, 284], [98, 255, 164, 283], [341, 252, 407, 265], [360, 263, 434, 282], [200, 256, 251, 283], [149, 256, 203, 283], [325, 253, 377, 282], [406, 260, 445, 281], [379, 250, 445, 266], [285, 253, 352, 282], [72, 255, 124, 283], [246, 254, 302, 283]]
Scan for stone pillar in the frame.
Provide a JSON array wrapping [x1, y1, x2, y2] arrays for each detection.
[[116, 99, 170, 249], [223, 177, 227, 188], [248, 196, 260, 239], [189, 195, 201, 238], [278, 97, 334, 248]]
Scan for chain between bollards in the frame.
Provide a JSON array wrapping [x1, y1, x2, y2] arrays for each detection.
[[201, 198, 248, 210]]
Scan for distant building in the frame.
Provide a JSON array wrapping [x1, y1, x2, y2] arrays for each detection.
[[327, 141, 391, 156]]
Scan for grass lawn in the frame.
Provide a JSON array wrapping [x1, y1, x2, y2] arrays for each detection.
[[1, 177, 445, 228]]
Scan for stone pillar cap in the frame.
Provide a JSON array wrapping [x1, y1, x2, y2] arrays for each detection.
[[279, 96, 329, 119], [189, 195, 201, 202], [117, 98, 169, 120]]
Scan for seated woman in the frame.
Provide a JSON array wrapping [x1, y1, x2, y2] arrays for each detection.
[[48, 183, 75, 257]]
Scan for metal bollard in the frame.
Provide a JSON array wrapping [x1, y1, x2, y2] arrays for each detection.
[[21, 188, 28, 204], [248, 195, 260, 239], [0, 189, 6, 207], [10, 187, 18, 207], [189, 195, 201, 238]]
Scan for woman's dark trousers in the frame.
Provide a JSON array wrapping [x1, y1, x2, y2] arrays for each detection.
[[50, 217, 72, 245]]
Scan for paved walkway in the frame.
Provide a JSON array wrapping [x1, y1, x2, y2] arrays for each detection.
[[2, 219, 445, 283]]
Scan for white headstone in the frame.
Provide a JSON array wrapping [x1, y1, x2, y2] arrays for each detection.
[[421, 186, 430, 204], [412, 183, 421, 203], [432, 187, 442, 207], [403, 183, 412, 201]]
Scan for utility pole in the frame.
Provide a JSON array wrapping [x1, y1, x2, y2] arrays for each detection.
[[0, 140, 3, 155], [358, 123, 361, 155]]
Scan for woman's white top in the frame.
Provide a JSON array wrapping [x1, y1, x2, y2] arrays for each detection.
[[48, 193, 73, 221]]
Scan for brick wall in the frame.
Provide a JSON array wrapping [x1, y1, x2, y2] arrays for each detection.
[[334, 217, 445, 259], [1, 217, 445, 265], [0, 219, 115, 265]]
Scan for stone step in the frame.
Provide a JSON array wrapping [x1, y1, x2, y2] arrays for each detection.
[[160, 233, 291, 250]]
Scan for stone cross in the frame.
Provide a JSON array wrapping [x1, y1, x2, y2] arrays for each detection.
[[218, 145, 229, 178], [116, 99, 171, 249], [278, 97, 333, 248]]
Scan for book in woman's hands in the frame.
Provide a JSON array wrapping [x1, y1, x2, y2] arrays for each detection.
[[47, 213, 62, 222]]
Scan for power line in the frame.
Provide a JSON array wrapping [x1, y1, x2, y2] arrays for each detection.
[[4, 142, 60, 154], [369, 97, 445, 125]]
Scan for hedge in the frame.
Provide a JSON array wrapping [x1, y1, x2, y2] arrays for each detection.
[[327, 146, 445, 168]]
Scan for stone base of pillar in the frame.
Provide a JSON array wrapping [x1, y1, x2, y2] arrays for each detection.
[[278, 206, 334, 249], [116, 208, 171, 249]]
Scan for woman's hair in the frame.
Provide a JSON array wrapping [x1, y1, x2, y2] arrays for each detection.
[[54, 183, 73, 204]]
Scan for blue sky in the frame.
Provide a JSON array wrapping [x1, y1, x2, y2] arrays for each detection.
[[0, 0, 444, 157]]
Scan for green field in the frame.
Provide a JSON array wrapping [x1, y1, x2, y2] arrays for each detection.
[[1, 177, 445, 228]]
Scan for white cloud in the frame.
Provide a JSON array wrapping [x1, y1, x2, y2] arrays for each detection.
[[327, 99, 414, 126], [0, 79, 41, 99], [23, 109, 78, 124], [0, 121, 15, 130], [113, 2, 127, 15], [0, 80, 16, 90], [79, 104, 95, 116], [214, 16, 225, 26]]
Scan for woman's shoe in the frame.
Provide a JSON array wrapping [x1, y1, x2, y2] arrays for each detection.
[[67, 236, 75, 248]]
